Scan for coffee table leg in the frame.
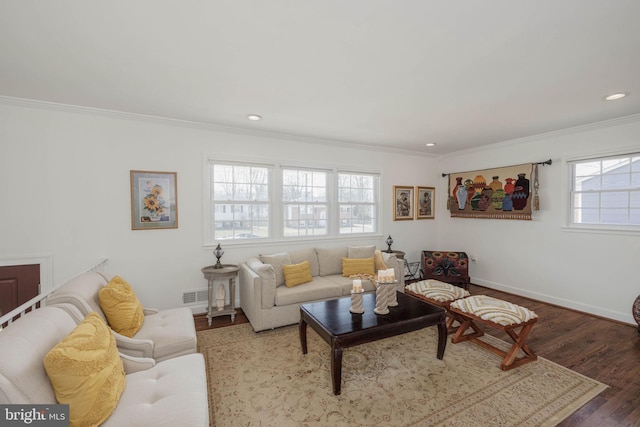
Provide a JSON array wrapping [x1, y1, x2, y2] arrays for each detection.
[[437, 319, 447, 360], [299, 318, 308, 354], [331, 343, 343, 395]]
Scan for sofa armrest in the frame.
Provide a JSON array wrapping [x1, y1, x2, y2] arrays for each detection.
[[244, 257, 277, 309], [112, 331, 155, 359], [120, 353, 156, 374]]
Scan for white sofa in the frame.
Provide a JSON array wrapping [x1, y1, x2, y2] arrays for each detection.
[[239, 245, 404, 332], [0, 305, 209, 426], [46, 271, 197, 362]]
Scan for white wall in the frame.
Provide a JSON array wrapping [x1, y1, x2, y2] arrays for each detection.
[[0, 100, 439, 311], [436, 115, 640, 324], [2, 99, 638, 324]]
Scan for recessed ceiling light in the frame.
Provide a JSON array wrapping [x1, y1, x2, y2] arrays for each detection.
[[425, 143, 437, 147], [247, 114, 262, 121], [603, 92, 628, 101]]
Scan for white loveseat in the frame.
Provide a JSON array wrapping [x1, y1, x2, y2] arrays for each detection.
[[0, 305, 209, 426], [46, 271, 197, 362], [239, 245, 404, 332]]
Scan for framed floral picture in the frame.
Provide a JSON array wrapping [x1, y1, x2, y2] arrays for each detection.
[[130, 170, 178, 230], [393, 186, 414, 220], [416, 186, 435, 219]]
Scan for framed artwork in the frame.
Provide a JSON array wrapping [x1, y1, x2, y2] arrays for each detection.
[[393, 186, 414, 220], [130, 170, 178, 230], [416, 186, 435, 219]]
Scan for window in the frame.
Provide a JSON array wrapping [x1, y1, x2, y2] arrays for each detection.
[[570, 153, 640, 227], [206, 159, 380, 243], [282, 168, 328, 237], [210, 163, 271, 240], [338, 172, 378, 234]]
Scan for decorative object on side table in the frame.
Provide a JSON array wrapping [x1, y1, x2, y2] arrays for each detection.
[[633, 295, 640, 334], [385, 235, 394, 253], [213, 244, 225, 269], [216, 284, 225, 311]]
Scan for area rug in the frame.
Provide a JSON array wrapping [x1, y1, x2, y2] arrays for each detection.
[[197, 324, 607, 427]]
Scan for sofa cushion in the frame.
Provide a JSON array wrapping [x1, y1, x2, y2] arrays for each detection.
[[98, 276, 145, 338], [259, 252, 292, 287], [282, 260, 313, 287], [134, 308, 197, 362], [348, 245, 376, 259], [44, 312, 126, 427], [289, 247, 320, 277], [316, 247, 348, 276], [102, 354, 209, 427], [274, 277, 343, 306], [342, 257, 375, 277], [323, 274, 377, 295]]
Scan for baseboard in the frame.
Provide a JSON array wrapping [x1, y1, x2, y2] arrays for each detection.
[[471, 277, 635, 326]]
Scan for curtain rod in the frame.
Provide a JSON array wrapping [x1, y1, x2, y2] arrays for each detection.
[[441, 159, 552, 178]]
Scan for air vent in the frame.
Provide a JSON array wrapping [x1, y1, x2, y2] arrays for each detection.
[[182, 288, 209, 305]]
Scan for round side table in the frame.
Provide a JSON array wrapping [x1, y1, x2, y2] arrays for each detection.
[[201, 264, 240, 326]]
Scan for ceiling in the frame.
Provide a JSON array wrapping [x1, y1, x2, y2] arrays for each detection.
[[1, 1, 639, 156]]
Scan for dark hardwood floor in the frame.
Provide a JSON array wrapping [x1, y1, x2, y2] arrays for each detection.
[[194, 284, 640, 426]]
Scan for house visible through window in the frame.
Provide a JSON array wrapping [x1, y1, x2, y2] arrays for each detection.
[[282, 168, 328, 237], [206, 159, 380, 243], [338, 172, 378, 234], [210, 163, 271, 240], [570, 153, 640, 227]]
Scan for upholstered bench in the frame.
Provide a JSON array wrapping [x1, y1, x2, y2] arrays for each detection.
[[449, 295, 538, 370], [405, 279, 474, 334]]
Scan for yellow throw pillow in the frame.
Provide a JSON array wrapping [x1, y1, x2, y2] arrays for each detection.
[[342, 257, 375, 277], [282, 260, 313, 287], [374, 250, 388, 271], [98, 276, 144, 338], [44, 312, 126, 427]]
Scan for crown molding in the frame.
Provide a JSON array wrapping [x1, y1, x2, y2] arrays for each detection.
[[444, 113, 640, 158], [0, 95, 436, 158]]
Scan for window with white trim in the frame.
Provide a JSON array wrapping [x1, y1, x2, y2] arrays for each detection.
[[282, 168, 328, 237], [206, 159, 380, 243], [338, 172, 378, 234], [210, 163, 271, 240], [570, 153, 640, 226]]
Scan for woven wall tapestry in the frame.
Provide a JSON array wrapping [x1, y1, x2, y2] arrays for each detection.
[[448, 163, 533, 220]]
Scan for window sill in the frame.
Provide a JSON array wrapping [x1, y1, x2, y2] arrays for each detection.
[[561, 225, 640, 236]]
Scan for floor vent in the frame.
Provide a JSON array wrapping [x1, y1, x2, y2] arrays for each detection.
[[182, 289, 208, 305]]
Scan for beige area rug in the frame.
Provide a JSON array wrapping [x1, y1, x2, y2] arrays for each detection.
[[197, 324, 607, 427]]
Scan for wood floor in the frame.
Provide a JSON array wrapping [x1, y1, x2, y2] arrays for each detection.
[[194, 284, 640, 426]]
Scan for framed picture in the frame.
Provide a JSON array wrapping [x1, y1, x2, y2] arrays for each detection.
[[393, 186, 414, 220], [130, 170, 178, 230], [416, 186, 435, 219]]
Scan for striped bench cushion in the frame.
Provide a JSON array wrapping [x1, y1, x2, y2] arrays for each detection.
[[405, 280, 470, 303], [450, 295, 537, 326]]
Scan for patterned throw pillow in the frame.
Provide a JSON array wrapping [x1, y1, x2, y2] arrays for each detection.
[[44, 312, 126, 427], [342, 257, 375, 277], [282, 260, 313, 287], [98, 276, 145, 337]]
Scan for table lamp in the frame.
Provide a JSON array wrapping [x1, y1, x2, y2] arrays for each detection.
[[213, 244, 225, 269]]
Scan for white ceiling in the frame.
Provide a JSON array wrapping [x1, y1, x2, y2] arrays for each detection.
[[1, 1, 639, 155]]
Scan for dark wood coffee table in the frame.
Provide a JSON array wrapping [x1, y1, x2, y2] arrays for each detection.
[[299, 291, 447, 395]]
